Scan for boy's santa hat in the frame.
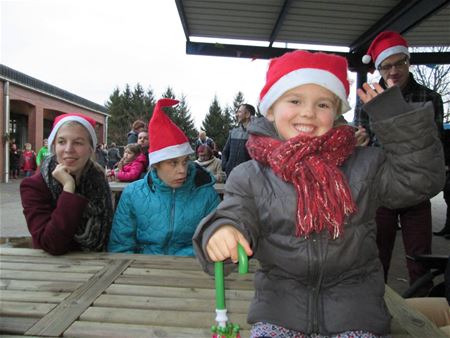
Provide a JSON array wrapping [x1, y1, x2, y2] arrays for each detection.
[[148, 98, 194, 166], [258, 50, 351, 116], [48, 113, 97, 152], [362, 31, 410, 70]]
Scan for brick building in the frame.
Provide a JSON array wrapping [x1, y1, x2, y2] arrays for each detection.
[[0, 64, 109, 182]]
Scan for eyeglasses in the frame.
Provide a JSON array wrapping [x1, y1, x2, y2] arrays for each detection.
[[377, 57, 409, 72]]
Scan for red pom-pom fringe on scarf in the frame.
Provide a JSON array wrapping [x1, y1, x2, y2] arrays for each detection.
[[246, 125, 357, 238]]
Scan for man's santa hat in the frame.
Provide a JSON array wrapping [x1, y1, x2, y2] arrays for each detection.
[[48, 113, 97, 152], [258, 50, 350, 116], [148, 98, 194, 166], [362, 31, 410, 70]]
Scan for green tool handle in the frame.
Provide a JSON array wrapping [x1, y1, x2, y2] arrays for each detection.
[[215, 243, 249, 310]]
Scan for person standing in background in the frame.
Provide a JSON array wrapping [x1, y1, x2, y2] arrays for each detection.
[[353, 31, 445, 294], [36, 138, 50, 167], [221, 103, 255, 178], [10, 142, 21, 179], [107, 142, 121, 169], [127, 120, 145, 144]]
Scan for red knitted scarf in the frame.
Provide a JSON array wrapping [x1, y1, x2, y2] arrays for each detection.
[[246, 125, 357, 238]]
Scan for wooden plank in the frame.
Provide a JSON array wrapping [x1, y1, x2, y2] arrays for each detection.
[[384, 285, 447, 338], [115, 274, 254, 290], [0, 269, 93, 282], [25, 258, 132, 336], [65, 320, 250, 338], [0, 279, 81, 292], [80, 306, 250, 329], [123, 266, 254, 282], [0, 261, 104, 273], [0, 254, 108, 267], [0, 301, 55, 317], [106, 283, 254, 300], [0, 290, 69, 303], [0, 316, 38, 335], [94, 294, 250, 313]]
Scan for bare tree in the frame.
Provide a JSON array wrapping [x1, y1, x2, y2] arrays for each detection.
[[411, 46, 450, 123]]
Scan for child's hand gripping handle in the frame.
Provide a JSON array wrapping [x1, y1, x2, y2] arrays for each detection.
[[214, 243, 248, 331]]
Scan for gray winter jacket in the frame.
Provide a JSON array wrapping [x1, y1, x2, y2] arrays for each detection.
[[193, 87, 445, 335]]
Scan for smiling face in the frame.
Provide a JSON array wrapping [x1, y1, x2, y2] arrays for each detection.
[[378, 53, 410, 89], [54, 122, 93, 177], [154, 155, 190, 188], [266, 84, 339, 140]]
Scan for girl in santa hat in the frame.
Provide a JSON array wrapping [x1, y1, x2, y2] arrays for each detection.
[[20, 113, 113, 255], [193, 50, 445, 337], [108, 99, 220, 256]]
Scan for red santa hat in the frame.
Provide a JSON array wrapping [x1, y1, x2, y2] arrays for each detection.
[[148, 98, 194, 166], [362, 31, 410, 70], [48, 113, 97, 152], [259, 50, 350, 116]]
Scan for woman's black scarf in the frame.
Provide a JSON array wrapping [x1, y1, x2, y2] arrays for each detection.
[[40, 155, 113, 251]]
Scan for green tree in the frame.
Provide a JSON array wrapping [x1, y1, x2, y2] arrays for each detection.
[[231, 91, 245, 126], [106, 84, 155, 145], [202, 96, 229, 150], [161, 87, 197, 142]]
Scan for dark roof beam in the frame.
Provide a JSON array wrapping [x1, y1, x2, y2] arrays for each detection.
[[175, 0, 191, 42], [349, 0, 450, 55], [268, 0, 294, 47]]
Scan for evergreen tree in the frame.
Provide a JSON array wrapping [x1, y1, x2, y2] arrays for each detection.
[[231, 91, 245, 126], [176, 94, 197, 143], [161, 87, 197, 142], [105, 84, 155, 145], [105, 87, 126, 145], [202, 96, 229, 150]]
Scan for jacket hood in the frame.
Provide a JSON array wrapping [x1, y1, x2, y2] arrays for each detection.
[[247, 116, 281, 140]]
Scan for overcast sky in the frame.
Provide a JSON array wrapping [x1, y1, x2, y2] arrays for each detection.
[[1, 0, 356, 127]]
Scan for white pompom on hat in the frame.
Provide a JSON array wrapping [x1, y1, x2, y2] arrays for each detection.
[[258, 50, 351, 116], [47, 113, 97, 153], [148, 98, 194, 166], [362, 31, 410, 69]]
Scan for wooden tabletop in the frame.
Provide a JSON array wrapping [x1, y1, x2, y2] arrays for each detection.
[[0, 248, 445, 337]]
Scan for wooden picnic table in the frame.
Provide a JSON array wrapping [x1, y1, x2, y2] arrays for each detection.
[[0, 248, 446, 338]]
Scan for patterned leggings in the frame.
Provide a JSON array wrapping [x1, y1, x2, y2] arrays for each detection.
[[250, 322, 388, 338]]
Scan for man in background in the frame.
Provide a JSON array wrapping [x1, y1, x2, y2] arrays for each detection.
[[222, 103, 255, 178], [354, 31, 445, 295]]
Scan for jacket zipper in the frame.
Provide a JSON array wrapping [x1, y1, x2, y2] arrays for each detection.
[[310, 234, 324, 333], [163, 189, 176, 255]]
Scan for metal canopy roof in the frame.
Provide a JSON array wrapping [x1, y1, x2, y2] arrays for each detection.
[[175, 0, 450, 71]]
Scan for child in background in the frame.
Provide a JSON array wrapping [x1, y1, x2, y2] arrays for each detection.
[[108, 143, 146, 182], [20, 143, 37, 177], [193, 50, 445, 337]]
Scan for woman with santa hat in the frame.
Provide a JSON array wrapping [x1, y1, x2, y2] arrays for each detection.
[[108, 99, 220, 256], [20, 113, 113, 255]]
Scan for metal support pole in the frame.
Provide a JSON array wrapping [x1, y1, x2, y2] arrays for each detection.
[[3, 81, 10, 183]]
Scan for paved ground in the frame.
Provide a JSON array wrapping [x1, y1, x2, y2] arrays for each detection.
[[1, 177, 448, 296]]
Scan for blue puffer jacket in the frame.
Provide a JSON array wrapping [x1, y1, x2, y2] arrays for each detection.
[[108, 162, 220, 256]]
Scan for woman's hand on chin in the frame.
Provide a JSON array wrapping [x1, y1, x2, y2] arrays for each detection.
[[52, 164, 76, 193]]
